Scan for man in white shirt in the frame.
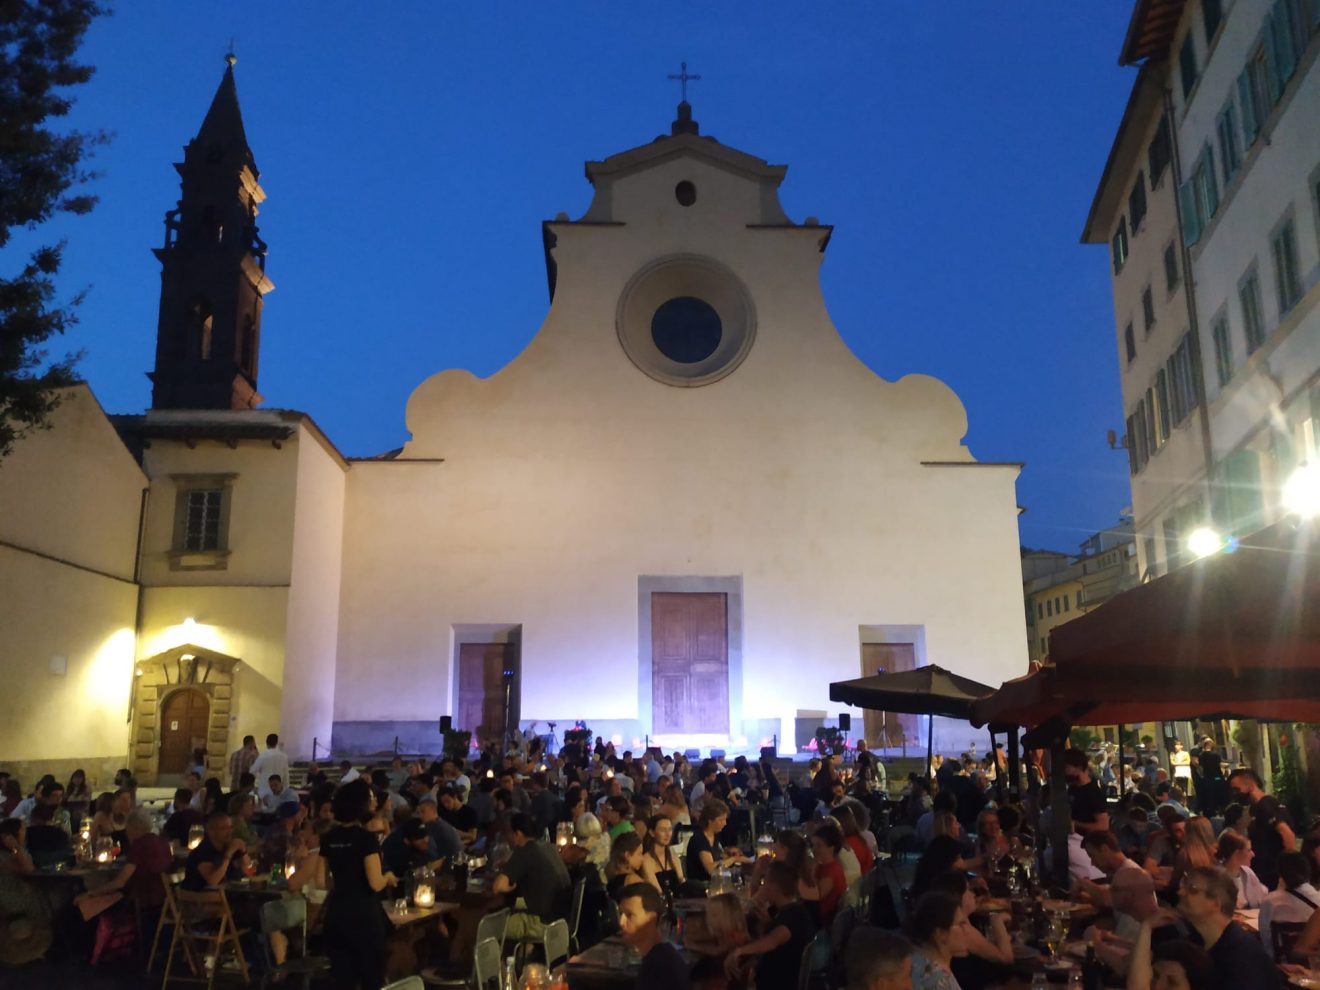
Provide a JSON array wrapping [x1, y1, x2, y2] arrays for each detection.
[[338, 760, 360, 783], [1259, 851, 1319, 950], [249, 733, 290, 799], [1077, 829, 1158, 938]]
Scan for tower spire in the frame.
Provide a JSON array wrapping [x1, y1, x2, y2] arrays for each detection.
[[147, 57, 273, 411]]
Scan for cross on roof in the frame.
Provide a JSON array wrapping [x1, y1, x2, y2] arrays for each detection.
[[667, 61, 701, 103]]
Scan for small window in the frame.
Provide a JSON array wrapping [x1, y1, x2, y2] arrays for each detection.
[[1155, 368, 1172, 442], [1239, 268, 1265, 353], [674, 181, 697, 207], [1063, 596, 1069, 613], [1129, 172, 1148, 231], [170, 473, 236, 570], [1164, 242, 1181, 294], [1040, 637, 1047, 655], [1272, 218, 1303, 315], [1203, 0, 1223, 41], [1037, 603, 1043, 620], [1124, 323, 1137, 364], [1142, 286, 1156, 334], [1212, 314, 1234, 387], [1216, 98, 1241, 186], [1076, 590, 1084, 609], [1112, 217, 1129, 273], [1148, 115, 1172, 186], [1179, 33, 1198, 100]]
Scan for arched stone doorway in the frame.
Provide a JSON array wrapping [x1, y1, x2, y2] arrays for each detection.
[[131, 643, 241, 784]]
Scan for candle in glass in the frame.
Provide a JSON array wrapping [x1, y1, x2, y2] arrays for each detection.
[[187, 824, 205, 851], [94, 836, 114, 863], [284, 857, 297, 880]]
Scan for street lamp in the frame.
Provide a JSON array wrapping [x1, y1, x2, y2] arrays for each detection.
[[1187, 527, 1223, 559], [1282, 463, 1320, 519]]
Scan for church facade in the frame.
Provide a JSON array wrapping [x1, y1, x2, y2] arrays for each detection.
[[0, 66, 1027, 784]]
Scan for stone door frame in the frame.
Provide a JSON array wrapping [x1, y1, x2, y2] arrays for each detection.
[[131, 642, 240, 785]]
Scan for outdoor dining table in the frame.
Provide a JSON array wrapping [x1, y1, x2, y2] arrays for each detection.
[[566, 935, 698, 990]]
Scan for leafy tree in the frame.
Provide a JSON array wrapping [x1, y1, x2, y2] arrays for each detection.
[[0, 0, 106, 460]]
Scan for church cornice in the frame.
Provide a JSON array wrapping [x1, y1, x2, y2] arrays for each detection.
[[585, 132, 787, 187]]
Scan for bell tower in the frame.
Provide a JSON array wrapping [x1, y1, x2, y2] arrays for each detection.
[[149, 54, 273, 410]]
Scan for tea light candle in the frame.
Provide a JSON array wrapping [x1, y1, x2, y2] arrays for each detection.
[[284, 859, 297, 880], [187, 824, 205, 851], [414, 884, 435, 909]]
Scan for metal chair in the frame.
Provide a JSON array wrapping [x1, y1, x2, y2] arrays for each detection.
[[1271, 920, 1307, 963], [796, 930, 830, 990], [542, 918, 570, 972], [422, 908, 510, 988], [257, 896, 332, 989], [473, 937, 502, 990], [566, 878, 587, 953]]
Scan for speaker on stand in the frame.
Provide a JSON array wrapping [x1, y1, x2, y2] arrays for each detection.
[[838, 712, 852, 763]]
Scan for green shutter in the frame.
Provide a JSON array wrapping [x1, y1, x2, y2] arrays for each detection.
[[1202, 144, 1219, 216], [1273, 1, 1298, 83], [1311, 0, 1320, 34], [1238, 69, 1259, 143], [1178, 180, 1201, 246], [1262, 29, 1282, 104]]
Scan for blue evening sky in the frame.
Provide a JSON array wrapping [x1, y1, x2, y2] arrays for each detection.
[[37, 3, 1139, 552]]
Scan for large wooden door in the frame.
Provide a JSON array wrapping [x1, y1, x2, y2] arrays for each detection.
[[652, 592, 729, 734], [859, 643, 917, 749], [159, 689, 210, 774], [458, 643, 514, 744]]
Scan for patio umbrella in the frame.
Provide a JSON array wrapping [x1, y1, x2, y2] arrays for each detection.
[[830, 664, 998, 780]]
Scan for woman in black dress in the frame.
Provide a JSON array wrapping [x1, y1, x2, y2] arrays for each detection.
[[317, 779, 398, 990]]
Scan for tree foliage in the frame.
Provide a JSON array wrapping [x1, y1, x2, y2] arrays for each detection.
[[0, 0, 106, 460]]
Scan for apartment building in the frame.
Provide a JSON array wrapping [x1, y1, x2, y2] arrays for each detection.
[[1084, 0, 1320, 577]]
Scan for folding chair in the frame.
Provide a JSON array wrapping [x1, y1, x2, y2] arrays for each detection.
[[163, 887, 251, 990], [257, 896, 331, 989], [149, 875, 189, 974]]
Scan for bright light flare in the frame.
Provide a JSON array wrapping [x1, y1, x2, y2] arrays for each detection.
[[1187, 527, 1223, 559], [1283, 464, 1320, 519]]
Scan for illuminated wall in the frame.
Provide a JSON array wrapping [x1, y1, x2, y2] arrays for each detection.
[[0, 387, 145, 783]]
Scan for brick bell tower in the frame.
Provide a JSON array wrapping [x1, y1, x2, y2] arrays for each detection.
[[149, 54, 273, 410]]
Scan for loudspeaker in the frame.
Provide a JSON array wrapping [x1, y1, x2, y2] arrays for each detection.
[[760, 746, 777, 761], [439, 715, 452, 733], [838, 713, 852, 732]]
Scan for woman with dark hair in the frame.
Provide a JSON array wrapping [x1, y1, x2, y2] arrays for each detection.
[[809, 823, 847, 925], [560, 785, 586, 825], [686, 798, 748, 884], [201, 777, 225, 817], [315, 778, 399, 990], [906, 890, 971, 989], [64, 769, 91, 827], [833, 804, 874, 874], [605, 831, 650, 899], [642, 814, 684, 903], [912, 813, 970, 901], [927, 873, 1013, 989]]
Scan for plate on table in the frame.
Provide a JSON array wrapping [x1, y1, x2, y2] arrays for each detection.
[[1041, 898, 1082, 913], [1042, 958, 1076, 972]]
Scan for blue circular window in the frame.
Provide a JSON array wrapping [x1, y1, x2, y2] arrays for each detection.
[[650, 296, 722, 364]]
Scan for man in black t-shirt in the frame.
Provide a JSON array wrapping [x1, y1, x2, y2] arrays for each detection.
[[1063, 748, 1109, 833], [438, 785, 478, 840], [493, 813, 571, 940], [181, 811, 249, 891], [1229, 768, 1296, 890], [727, 861, 816, 990], [162, 787, 205, 846], [619, 882, 690, 990]]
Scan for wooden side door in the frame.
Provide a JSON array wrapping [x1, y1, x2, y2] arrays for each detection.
[[159, 689, 210, 774], [859, 643, 917, 749], [458, 643, 513, 743], [652, 592, 729, 734]]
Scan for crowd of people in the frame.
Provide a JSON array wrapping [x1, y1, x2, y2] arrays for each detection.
[[2, 730, 1317, 990]]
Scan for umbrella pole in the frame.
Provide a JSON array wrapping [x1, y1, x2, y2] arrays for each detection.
[[989, 728, 1003, 805], [926, 716, 934, 786], [1008, 726, 1021, 802], [1050, 737, 1070, 891]]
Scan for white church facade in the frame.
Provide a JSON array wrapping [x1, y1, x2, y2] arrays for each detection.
[[0, 66, 1027, 784]]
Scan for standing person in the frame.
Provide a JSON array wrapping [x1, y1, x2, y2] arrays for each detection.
[[1192, 737, 1225, 815], [1169, 740, 1192, 795], [1228, 768, 1296, 891], [1063, 748, 1109, 834], [316, 778, 398, 990], [249, 734, 290, 802], [228, 735, 260, 791], [619, 882, 690, 990]]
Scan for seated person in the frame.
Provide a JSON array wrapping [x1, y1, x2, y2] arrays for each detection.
[[415, 795, 462, 866], [381, 817, 441, 879], [605, 831, 651, 900], [620, 882, 690, 990], [438, 786, 478, 842], [844, 927, 913, 990], [725, 861, 816, 990], [260, 775, 301, 815], [686, 799, 748, 884], [493, 813, 572, 940], [259, 801, 307, 871], [162, 787, 205, 846], [75, 807, 172, 913], [181, 811, 251, 891], [1143, 807, 1187, 895], [228, 792, 259, 849], [910, 812, 969, 901], [1259, 851, 1318, 953]]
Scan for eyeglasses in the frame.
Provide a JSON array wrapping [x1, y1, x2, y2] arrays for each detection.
[[1180, 880, 1205, 895]]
